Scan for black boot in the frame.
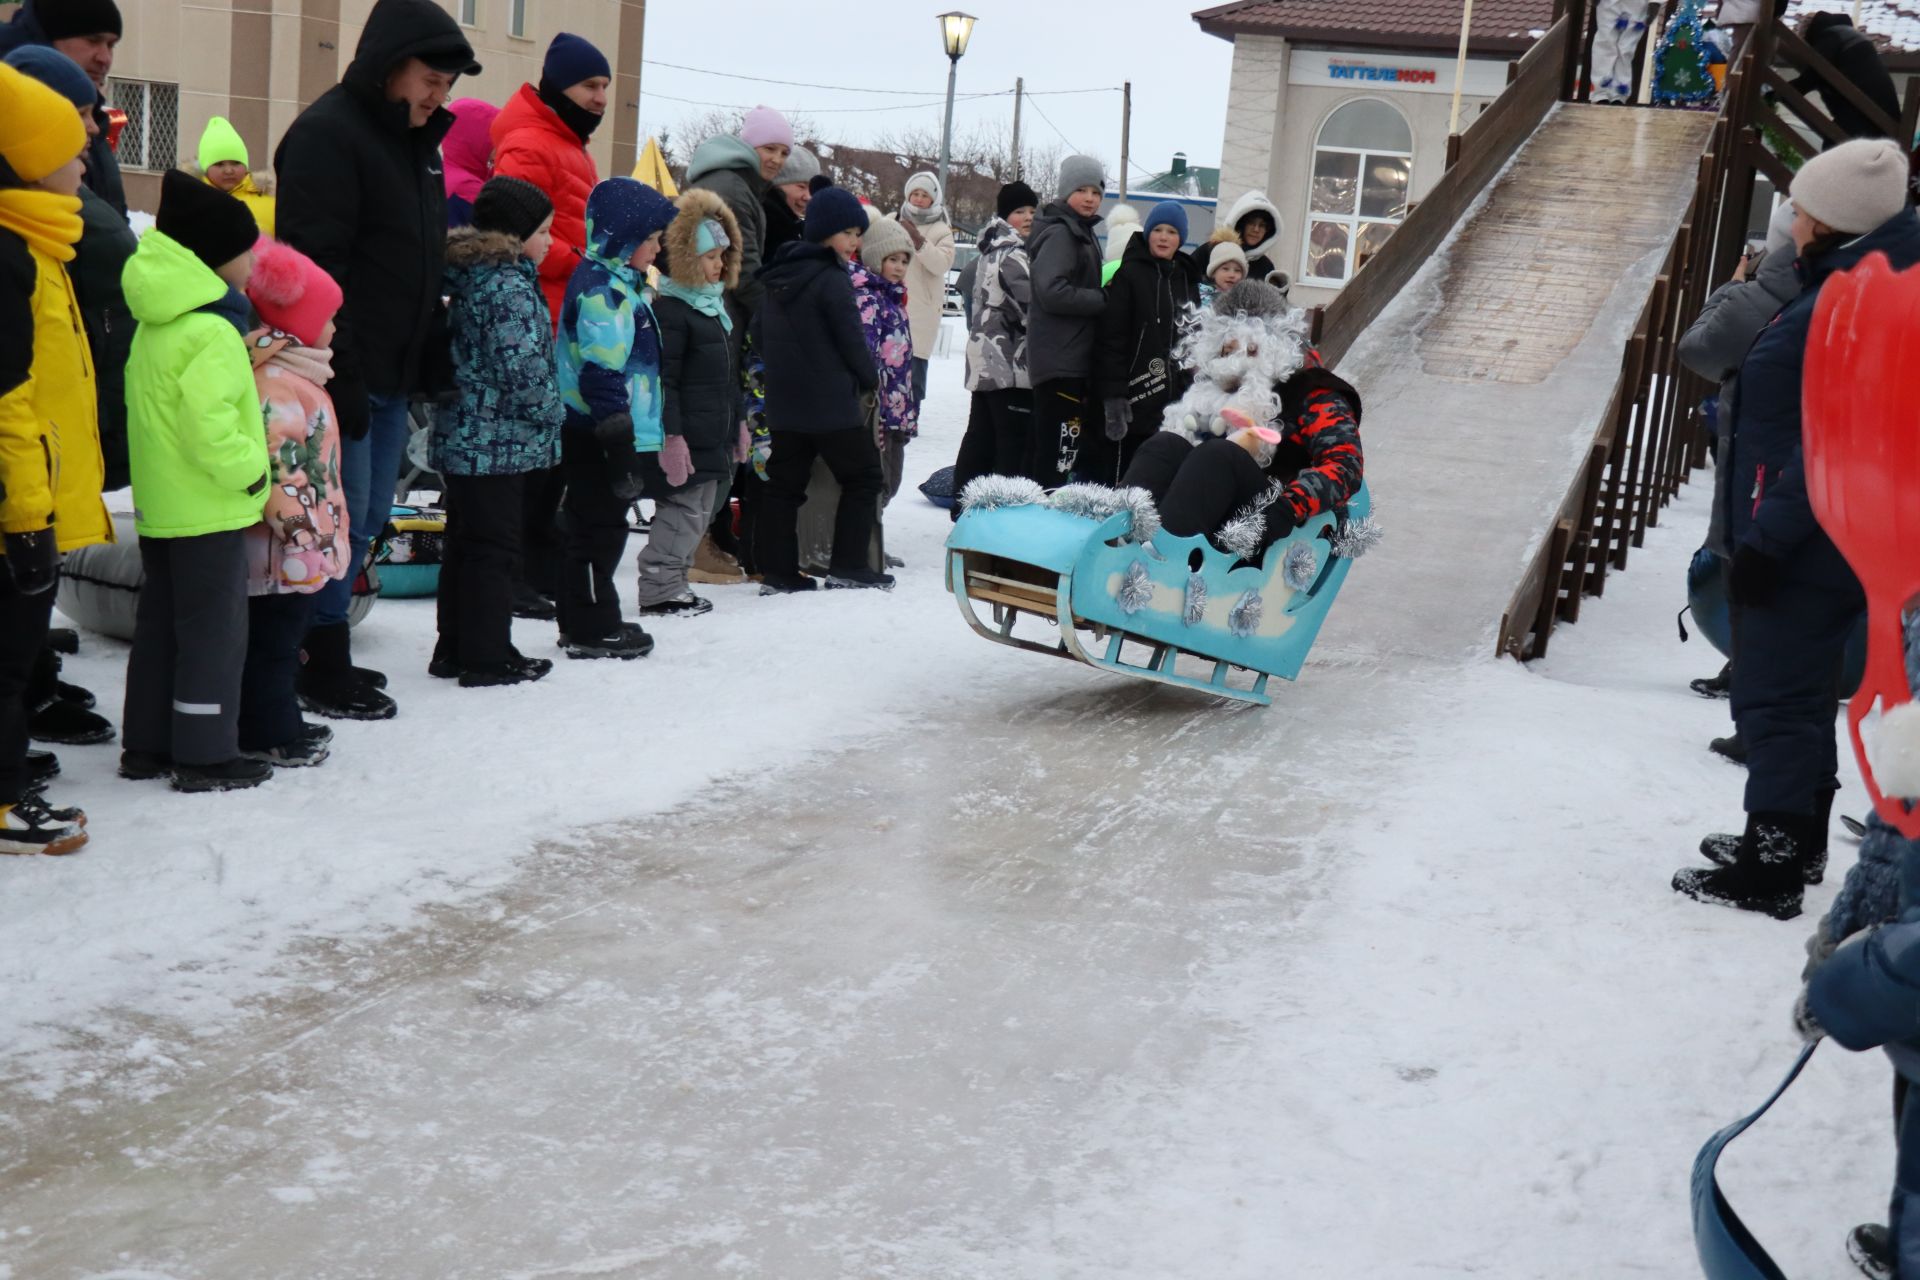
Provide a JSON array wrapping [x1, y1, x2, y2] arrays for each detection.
[[29, 696, 116, 745], [1849, 1223, 1892, 1280], [1709, 731, 1748, 766], [1673, 812, 1814, 919], [298, 621, 397, 721], [1699, 788, 1834, 886], [1689, 662, 1733, 700]]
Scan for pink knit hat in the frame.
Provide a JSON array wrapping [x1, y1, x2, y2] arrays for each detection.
[[740, 105, 793, 150], [246, 238, 343, 348]]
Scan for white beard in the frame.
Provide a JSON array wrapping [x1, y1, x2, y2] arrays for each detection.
[[1161, 307, 1313, 443]]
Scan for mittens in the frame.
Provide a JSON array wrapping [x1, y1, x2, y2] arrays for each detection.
[[661, 435, 694, 488], [1102, 398, 1131, 442], [594, 413, 642, 502], [3, 529, 59, 595]]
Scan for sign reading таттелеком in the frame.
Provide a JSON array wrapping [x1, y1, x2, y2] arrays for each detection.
[[1288, 49, 1510, 98]]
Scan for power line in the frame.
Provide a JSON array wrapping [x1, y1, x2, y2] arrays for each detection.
[[639, 88, 1008, 115], [1024, 94, 1083, 155], [641, 57, 1119, 100]]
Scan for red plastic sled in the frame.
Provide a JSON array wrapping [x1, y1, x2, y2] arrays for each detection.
[[1803, 251, 1920, 838]]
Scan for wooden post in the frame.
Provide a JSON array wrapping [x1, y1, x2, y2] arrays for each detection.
[[1449, 0, 1477, 135], [1637, 8, 1663, 104]]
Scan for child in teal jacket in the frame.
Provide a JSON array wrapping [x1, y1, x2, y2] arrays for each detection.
[[120, 169, 272, 793]]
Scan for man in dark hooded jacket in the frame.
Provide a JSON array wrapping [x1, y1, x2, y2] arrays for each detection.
[[1789, 12, 1902, 143], [0, 0, 128, 217], [274, 0, 478, 720]]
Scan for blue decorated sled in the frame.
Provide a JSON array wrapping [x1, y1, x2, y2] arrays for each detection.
[[945, 482, 1370, 706]]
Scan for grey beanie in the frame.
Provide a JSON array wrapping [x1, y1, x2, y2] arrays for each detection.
[[859, 214, 914, 272], [772, 145, 821, 188], [1791, 138, 1910, 235], [1056, 154, 1106, 200], [1215, 279, 1288, 320]]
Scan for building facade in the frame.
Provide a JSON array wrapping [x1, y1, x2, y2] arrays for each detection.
[[2, 0, 644, 213]]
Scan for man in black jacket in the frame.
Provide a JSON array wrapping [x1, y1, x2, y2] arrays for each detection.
[[1789, 13, 1902, 144], [275, 0, 478, 720]]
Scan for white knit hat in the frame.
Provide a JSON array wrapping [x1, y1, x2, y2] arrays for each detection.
[[859, 214, 914, 272], [1207, 240, 1248, 278], [1791, 139, 1911, 235]]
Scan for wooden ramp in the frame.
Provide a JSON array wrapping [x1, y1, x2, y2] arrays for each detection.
[[1317, 104, 1716, 666]]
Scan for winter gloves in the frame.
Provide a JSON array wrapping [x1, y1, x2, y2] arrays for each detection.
[[3, 528, 59, 595], [1729, 543, 1782, 606], [661, 435, 694, 488], [594, 412, 642, 501], [1103, 397, 1131, 442], [735, 422, 752, 467], [1262, 502, 1299, 546]]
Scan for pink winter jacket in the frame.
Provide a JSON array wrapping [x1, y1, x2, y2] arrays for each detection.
[[245, 330, 351, 596]]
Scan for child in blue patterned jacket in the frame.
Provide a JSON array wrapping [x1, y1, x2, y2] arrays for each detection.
[[553, 177, 678, 659], [430, 176, 566, 687]]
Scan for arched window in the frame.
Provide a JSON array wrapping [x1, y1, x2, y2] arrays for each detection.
[[1302, 99, 1413, 286]]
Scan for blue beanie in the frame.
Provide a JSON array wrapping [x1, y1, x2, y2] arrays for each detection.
[[804, 186, 869, 243], [540, 31, 610, 92], [584, 177, 678, 264], [1145, 201, 1189, 244], [4, 45, 97, 109]]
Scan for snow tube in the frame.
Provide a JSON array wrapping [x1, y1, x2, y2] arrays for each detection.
[[1690, 1041, 1817, 1280], [1687, 548, 1866, 692], [57, 511, 377, 639], [919, 465, 958, 510], [374, 503, 446, 598]]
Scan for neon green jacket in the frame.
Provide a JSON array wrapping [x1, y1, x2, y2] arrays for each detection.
[[123, 230, 269, 538]]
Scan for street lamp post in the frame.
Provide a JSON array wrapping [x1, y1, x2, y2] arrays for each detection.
[[936, 11, 976, 199]]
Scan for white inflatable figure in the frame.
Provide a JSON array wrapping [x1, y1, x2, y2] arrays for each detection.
[[1161, 292, 1314, 444], [1103, 203, 1141, 266]]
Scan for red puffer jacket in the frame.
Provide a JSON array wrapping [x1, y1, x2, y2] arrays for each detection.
[[490, 83, 598, 329]]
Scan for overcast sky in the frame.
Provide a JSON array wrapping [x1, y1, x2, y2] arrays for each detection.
[[635, 0, 1237, 187]]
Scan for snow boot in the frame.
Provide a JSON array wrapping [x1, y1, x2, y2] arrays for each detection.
[[638, 591, 714, 618], [511, 582, 557, 621], [44, 626, 78, 655], [55, 679, 94, 710], [1672, 812, 1815, 920], [0, 796, 87, 856], [689, 534, 748, 586], [245, 734, 330, 768], [759, 573, 818, 596], [1690, 662, 1732, 699], [1699, 788, 1834, 885], [1849, 1223, 1892, 1280], [118, 748, 171, 781], [25, 748, 58, 793], [824, 569, 896, 591], [29, 696, 115, 745], [559, 621, 654, 660], [172, 757, 273, 793], [298, 621, 397, 721], [459, 655, 554, 687], [428, 651, 461, 680], [1709, 731, 1748, 766]]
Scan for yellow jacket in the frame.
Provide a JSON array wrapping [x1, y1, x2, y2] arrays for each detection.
[[207, 171, 276, 238], [0, 192, 112, 552], [197, 116, 276, 237]]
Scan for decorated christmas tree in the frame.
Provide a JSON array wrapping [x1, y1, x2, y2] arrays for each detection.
[[1654, 0, 1719, 105]]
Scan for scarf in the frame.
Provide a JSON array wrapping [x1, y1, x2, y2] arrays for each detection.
[[248, 327, 337, 384], [537, 80, 603, 145], [0, 186, 83, 262], [902, 200, 946, 226], [655, 276, 731, 332]]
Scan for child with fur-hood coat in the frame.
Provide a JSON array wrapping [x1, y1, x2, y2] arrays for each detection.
[[636, 188, 744, 617]]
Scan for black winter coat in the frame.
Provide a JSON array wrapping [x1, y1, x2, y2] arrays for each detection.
[[70, 188, 135, 490], [762, 187, 804, 259], [1793, 14, 1902, 142], [273, 0, 468, 434], [1095, 235, 1202, 436], [647, 294, 739, 494], [1026, 200, 1107, 387], [751, 243, 877, 435]]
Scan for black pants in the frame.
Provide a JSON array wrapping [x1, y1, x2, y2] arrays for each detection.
[[1032, 379, 1090, 486], [0, 573, 55, 805], [557, 430, 630, 642], [123, 530, 248, 766], [438, 472, 527, 668], [755, 426, 884, 579], [1124, 433, 1268, 539], [240, 591, 316, 751], [520, 465, 565, 598], [1731, 574, 1865, 816], [952, 389, 1035, 508]]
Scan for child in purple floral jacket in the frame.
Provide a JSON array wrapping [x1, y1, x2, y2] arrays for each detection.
[[852, 215, 918, 505]]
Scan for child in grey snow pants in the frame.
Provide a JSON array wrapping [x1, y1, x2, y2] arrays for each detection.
[[123, 531, 249, 767]]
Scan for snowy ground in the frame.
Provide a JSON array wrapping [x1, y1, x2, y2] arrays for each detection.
[[0, 332, 1894, 1278]]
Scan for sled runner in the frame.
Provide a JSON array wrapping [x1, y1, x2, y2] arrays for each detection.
[[945, 482, 1370, 706]]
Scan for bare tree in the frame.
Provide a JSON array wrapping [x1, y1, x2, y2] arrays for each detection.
[[838, 119, 1067, 232], [662, 107, 823, 183]]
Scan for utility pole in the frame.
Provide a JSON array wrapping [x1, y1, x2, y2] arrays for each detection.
[[1119, 80, 1131, 201], [1010, 77, 1024, 181]]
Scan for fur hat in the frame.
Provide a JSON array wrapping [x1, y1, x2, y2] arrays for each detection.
[[859, 214, 913, 272], [1056, 154, 1105, 199], [996, 180, 1039, 219], [247, 238, 343, 347], [665, 187, 741, 289], [804, 185, 867, 243], [1791, 138, 1911, 235], [157, 167, 260, 272], [472, 174, 553, 241], [4, 45, 94, 110], [773, 145, 820, 188], [0, 61, 85, 185], [740, 105, 793, 150], [1207, 240, 1248, 279]]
